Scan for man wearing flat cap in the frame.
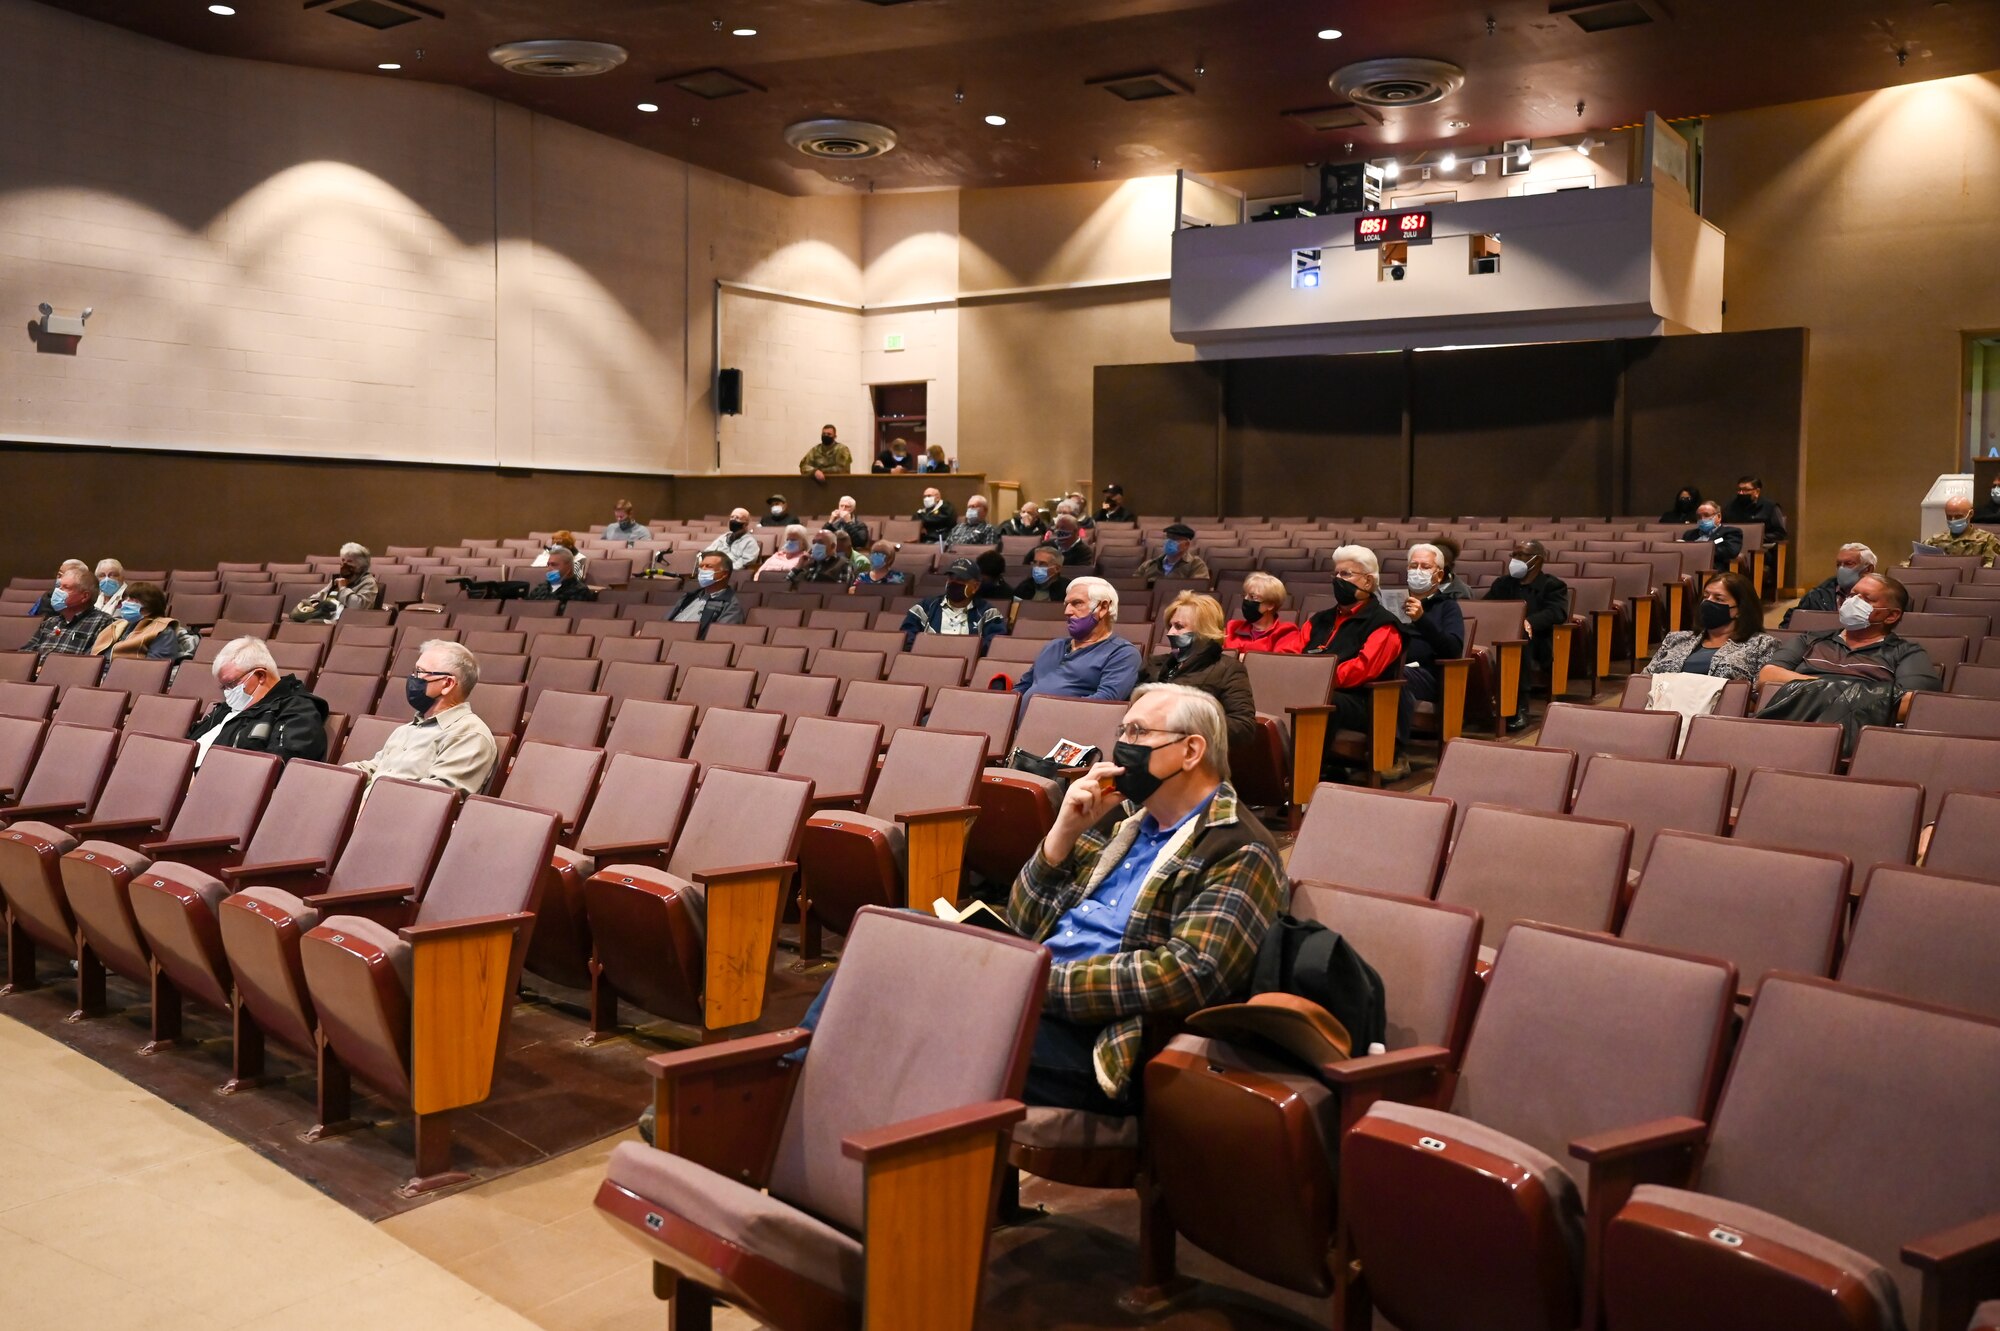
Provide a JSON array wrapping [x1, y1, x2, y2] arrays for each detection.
[[759, 494, 792, 528], [901, 556, 1009, 649], [1136, 523, 1211, 587]]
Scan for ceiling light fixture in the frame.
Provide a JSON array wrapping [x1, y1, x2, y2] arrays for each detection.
[[732, 27, 756, 36], [637, 102, 659, 112], [1439, 151, 1457, 170], [208, 3, 235, 12], [983, 114, 1007, 126], [1318, 28, 1342, 40], [1576, 136, 1594, 156], [1381, 159, 1401, 180], [378, 62, 402, 70], [1517, 141, 1532, 165]]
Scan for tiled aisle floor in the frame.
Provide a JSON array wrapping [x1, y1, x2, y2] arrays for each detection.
[[0, 1015, 540, 1331]]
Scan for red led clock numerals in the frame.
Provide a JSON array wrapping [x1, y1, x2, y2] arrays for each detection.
[[1356, 215, 1391, 239], [1355, 210, 1430, 246]]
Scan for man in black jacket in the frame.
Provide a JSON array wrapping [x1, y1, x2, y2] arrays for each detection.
[[1723, 475, 1788, 541], [1679, 500, 1745, 567], [915, 486, 957, 543], [1097, 483, 1134, 524], [1482, 540, 1571, 732], [524, 546, 596, 602], [186, 636, 329, 765], [664, 552, 747, 640], [1780, 542, 1875, 628]]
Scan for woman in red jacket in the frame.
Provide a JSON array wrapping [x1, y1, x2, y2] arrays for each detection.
[[1225, 572, 1306, 654]]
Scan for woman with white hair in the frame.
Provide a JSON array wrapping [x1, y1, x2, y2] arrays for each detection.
[[1301, 545, 1406, 778], [756, 523, 815, 579], [289, 542, 380, 622], [1780, 542, 1876, 629]]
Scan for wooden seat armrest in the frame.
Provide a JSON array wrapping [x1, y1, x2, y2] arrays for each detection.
[[1573, 1115, 1710, 1331], [1436, 657, 1473, 742], [575, 838, 673, 861], [139, 832, 240, 856], [221, 857, 328, 883], [646, 1028, 812, 1080], [303, 883, 416, 910], [1905, 1212, 2000, 1331], [399, 910, 533, 944], [3, 800, 84, 820], [65, 815, 163, 837], [1321, 1044, 1453, 1133], [893, 804, 982, 827], [694, 861, 797, 1030], [1568, 1115, 1708, 1167], [842, 1098, 1027, 1163], [895, 805, 982, 910]]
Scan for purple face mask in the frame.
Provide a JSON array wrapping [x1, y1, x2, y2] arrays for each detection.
[[1066, 611, 1098, 639]]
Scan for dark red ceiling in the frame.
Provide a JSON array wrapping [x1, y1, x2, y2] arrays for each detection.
[[34, 0, 2000, 194]]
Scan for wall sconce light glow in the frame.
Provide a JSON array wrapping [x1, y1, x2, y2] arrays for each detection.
[[1439, 151, 1457, 171], [377, 62, 402, 70], [732, 27, 757, 36], [1517, 142, 1532, 165], [208, 3, 235, 12], [637, 102, 660, 112], [1576, 136, 1594, 156], [1317, 28, 1343, 40], [984, 114, 1008, 126], [1382, 159, 1401, 180]]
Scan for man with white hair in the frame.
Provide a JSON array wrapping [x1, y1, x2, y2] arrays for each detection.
[[92, 558, 128, 615], [943, 493, 1000, 546], [289, 542, 379, 622], [1302, 545, 1406, 767], [1013, 575, 1141, 702], [820, 494, 870, 548], [26, 563, 114, 657], [1781, 542, 1876, 629], [346, 639, 498, 795], [185, 637, 329, 766], [1041, 511, 1096, 567]]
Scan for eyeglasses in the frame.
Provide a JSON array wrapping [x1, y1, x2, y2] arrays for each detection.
[[1116, 724, 1189, 744], [410, 669, 452, 683]]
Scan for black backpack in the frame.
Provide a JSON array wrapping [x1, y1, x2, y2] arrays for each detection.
[[1246, 913, 1388, 1055]]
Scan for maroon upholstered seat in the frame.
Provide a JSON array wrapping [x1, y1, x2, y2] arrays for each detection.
[[1288, 784, 1454, 898], [1840, 865, 2000, 1021]]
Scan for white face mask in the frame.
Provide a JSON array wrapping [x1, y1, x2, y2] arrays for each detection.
[[922, 496, 938, 510], [223, 675, 257, 712], [1839, 596, 1876, 631], [1407, 568, 1435, 594], [1507, 558, 1530, 580], [769, 505, 785, 517]]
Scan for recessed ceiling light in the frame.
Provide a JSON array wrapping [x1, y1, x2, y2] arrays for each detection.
[[732, 27, 757, 36], [1317, 28, 1342, 40], [208, 3, 235, 13], [637, 102, 660, 112], [377, 62, 402, 70], [1447, 119, 1471, 129], [983, 114, 1007, 126], [1439, 151, 1457, 170]]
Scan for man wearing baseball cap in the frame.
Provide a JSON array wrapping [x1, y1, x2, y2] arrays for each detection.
[[759, 494, 791, 527], [1099, 483, 1134, 524], [901, 556, 1008, 649]]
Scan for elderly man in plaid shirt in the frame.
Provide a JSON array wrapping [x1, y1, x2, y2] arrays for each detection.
[[25, 565, 114, 658]]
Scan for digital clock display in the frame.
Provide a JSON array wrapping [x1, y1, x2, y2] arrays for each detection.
[[1354, 210, 1432, 246]]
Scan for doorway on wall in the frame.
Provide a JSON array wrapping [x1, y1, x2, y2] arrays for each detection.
[[873, 383, 928, 462], [1967, 333, 2000, 465]]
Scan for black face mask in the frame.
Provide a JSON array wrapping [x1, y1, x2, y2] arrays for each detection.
[[1111, 740, 1171, 804], [1332, 577, 1360, 606], [728, 519, 745, 534], [1697, 599, 1735, 632], [406, 674, 435, 714], [1166, 631, 1196, 655], [1241, 599, 1263, 622]]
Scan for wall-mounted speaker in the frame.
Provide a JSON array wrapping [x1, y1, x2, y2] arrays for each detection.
[[717, 368, 744, 415]]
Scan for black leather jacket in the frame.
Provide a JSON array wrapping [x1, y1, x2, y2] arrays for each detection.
[[186, 674, 329, 763]]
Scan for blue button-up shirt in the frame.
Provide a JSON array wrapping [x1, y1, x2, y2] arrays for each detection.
[[1014, 632, 1142, 702], [1045, 790, 1218, 965]]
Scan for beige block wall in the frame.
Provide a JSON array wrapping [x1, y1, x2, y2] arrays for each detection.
[[1705, 71, 2000, 572]]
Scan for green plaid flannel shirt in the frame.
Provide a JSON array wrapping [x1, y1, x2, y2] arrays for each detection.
[[1009, 783, 1287, 1099]]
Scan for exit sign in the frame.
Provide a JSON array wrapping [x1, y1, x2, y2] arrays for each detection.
[[882, 332, 906, 352]]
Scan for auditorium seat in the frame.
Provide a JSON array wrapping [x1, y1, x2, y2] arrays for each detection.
[[299, 795, 561, 1191], [1619, 831, 1848, 997], [494, 739, 604, 834], [1436, 805, 1631, 958], [674, 665, 756, 722], [797, 726, 985, 959], [128, 758, 366, 1050], [1840, 865, 2000, 1023], [320, 643, 391, 676], [1596, 976, 2000, 1331], [465, 681, 527, 739], [1920, 790, 2000, 883], [834, 678, 924, 739], [594, 907, 1046, 1331], [1570, 755, 1730, 879], [529, 753, 700, 992], [335, 714, 402, 766], [0, 719, 118, 822], [59, 745, 280, 1024], [1287, 784, 1454, 899], [1145, 884, 1483, 1300], [1338, 925, 1736, 1331], [523, 658, 604, 715], [1678, 713, 1841, 815], [33, 653, 101, 696], [52, 686, 129, 729], [886, 651, 968, 707], [1458, 600, 1531, 733], [665, 639, 735, 673], [1732, 769, 1922, 884], [1428, 737, 1576, 842], [923, 686, 1018, 760], [313, 672, 383, 721], [0, 650, 36, 682], [1537, 702, 1680, 795], [969, 695, 1126, 885], [0, 681, 56, 721], [603, 699, 696, 762], [583, 765, 814, 1036], [101, 658, 173, 697], [807, 647, 887, 701], [597, 660, 674, 719], [594, 634, 663, 666], [775, 715, 880, 812], [769, 625, 836, 653], [685, 707, 783, 779], [1903, 690, 2000, 740]]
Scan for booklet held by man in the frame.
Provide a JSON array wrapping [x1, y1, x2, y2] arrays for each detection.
[[933, 897, 1020, 934]]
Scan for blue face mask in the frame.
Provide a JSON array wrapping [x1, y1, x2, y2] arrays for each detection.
[[1697, 517, 1717, 533], [546, 569, 563, 585], [48, 588, 69, 612], [1031, 565, 1052, 585], [809, 545, 827, 562], [1163, 540, 1181, 558], [1948, 518, 1969, 536], [119, 601, 143, 623], [1835, 564, 1862, 589], [870, 552, 887, 570], [697, 568, 718, 588], [98, 578, 119, 598], [784, 540, 803, 554]]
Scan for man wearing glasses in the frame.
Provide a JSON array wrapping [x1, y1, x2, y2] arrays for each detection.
[[345, 640, 498, 796], [1007, 682, 1286, 1113]]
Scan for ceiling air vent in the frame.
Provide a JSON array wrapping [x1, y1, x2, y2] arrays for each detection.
[[488, 40, 629, 78], [1330, 58, 1466, 108], [1551, 0, 1663, 33], [306, 0, 439, 29], [784, 119, 898, 160], [1087, 70, 1193, 102], [665, 68, 766, 100], [1283, 103, 1384, 133]]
